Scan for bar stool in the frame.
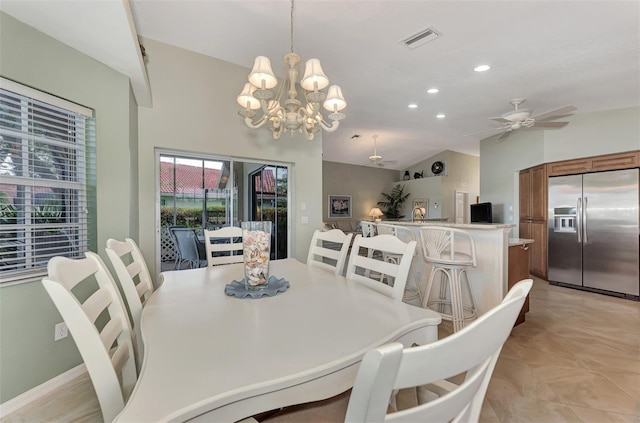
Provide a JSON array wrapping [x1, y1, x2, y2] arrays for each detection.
[[376, 223, 423, 305], [419, 226, 478, 332]]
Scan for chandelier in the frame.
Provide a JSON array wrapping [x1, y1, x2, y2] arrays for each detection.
[[236, 0, 346, 141]]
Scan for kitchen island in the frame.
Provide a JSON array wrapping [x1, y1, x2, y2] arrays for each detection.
[[389, 221, 515, 315]]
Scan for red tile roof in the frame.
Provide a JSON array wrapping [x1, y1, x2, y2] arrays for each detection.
[[254, 169, 276, 194], [160, 162, 221, 194]]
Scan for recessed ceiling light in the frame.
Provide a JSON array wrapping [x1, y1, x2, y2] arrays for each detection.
[[474, 64, 491, 72], [436, 114, 446, 119], [427, 88, 439, 94], [408, 103, 418, 109]]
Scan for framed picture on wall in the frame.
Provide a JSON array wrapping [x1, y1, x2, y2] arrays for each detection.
[[328, 195, 352, 218]]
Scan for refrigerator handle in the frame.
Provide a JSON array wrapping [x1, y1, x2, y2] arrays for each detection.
[[583, 196, 588, 243], [577, 197, 582, 243]]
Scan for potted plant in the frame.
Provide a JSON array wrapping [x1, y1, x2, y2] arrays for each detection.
[[377, 184, 410, 219]]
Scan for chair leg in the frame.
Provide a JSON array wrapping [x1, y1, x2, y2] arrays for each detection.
[[402, 262, 423, 304], [450, 268, 465, 332], [423, 267, 450, 317], [422, 267, 438, 309], [173, 254, 180, 269], [450, 268, 478, 332], [436, 271, 450, 315], [460, 268, 478, 324]]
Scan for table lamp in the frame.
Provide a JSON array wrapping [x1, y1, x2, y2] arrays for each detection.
[[369, 207, 383, 222]]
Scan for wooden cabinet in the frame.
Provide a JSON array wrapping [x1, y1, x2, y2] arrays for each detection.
[[518, 170, 530, 219], [547, 150, 640, 176], [547, 158, 592, 176], [508, 244, 531, 326], [519, 221, 547, 278], [519, 164, 547, 279]]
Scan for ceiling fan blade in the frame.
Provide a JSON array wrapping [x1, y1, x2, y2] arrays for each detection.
[[532, 105, 577, 122], [531, 121, 569, 128], [464, 127, 504, 136], [489, 117, 511, 124]]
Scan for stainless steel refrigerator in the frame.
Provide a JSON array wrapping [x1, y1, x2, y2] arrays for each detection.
[[548, 168, 639, 299]]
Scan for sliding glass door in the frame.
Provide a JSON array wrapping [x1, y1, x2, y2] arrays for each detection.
[[249, 165, 288, 260], [157, 152, 289, 271]]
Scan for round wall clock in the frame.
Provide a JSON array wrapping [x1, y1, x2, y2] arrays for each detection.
[[431, 161, 445, 175]]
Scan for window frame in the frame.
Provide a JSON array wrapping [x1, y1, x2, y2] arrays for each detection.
[[0, 78, 96, 286]]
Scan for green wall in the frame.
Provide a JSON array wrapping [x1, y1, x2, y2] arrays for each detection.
[[0, 13, 137, 403]]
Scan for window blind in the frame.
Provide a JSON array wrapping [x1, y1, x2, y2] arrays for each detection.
[[0, 78, 96, 285]]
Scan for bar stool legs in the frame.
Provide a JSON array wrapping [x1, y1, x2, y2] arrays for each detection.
[[419, 226, 479, 333], [423, 263, 478, 332]]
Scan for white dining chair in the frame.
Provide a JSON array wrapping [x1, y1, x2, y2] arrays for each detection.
[[345, 234, 416, 302], [42, 252, 137, 423], [105, 237, 153, 367], [345, 280, 532, 422], [262, 279, 533, 423], [203, 226, 244, 266], [306, 229, 353, 275]]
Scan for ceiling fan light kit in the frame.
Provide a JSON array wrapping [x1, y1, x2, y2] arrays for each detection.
[[236, 0, 346, 141], [368, 135, 383, 163], [365, 134, 397, 167]]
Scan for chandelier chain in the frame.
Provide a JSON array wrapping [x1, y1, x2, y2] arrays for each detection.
[[290, 0, 295, 53]]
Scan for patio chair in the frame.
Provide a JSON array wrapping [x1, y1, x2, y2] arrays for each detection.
[[170, 227, 203, 269]]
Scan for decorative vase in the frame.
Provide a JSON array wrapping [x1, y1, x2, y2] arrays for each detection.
[[241, 221, 272, 290], [403, 171, 410, 181]]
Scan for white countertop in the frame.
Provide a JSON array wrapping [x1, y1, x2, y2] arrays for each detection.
[[389, 221, 516, 230], [509, 238, 535, 246]]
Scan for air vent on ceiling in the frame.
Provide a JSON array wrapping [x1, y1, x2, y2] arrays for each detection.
[[400, 26, 441, 50]]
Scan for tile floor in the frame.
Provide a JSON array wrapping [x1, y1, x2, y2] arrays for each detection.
[[3, 277, 639, 422]]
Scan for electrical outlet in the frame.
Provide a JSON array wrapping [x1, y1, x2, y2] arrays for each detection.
[[54, 322, 68, 341]]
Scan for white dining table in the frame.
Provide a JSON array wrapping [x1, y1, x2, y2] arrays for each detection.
[[114, 258, 441, 423]]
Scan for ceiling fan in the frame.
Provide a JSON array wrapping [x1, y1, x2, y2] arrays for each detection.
[[468, 99, 577, 140], [367, 135, 397, 167]]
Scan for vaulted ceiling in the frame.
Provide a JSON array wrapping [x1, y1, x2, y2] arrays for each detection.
[[3, 0, 639, 170]]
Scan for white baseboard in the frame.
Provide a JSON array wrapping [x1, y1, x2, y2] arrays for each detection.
[[0, 364, 87, 418]]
